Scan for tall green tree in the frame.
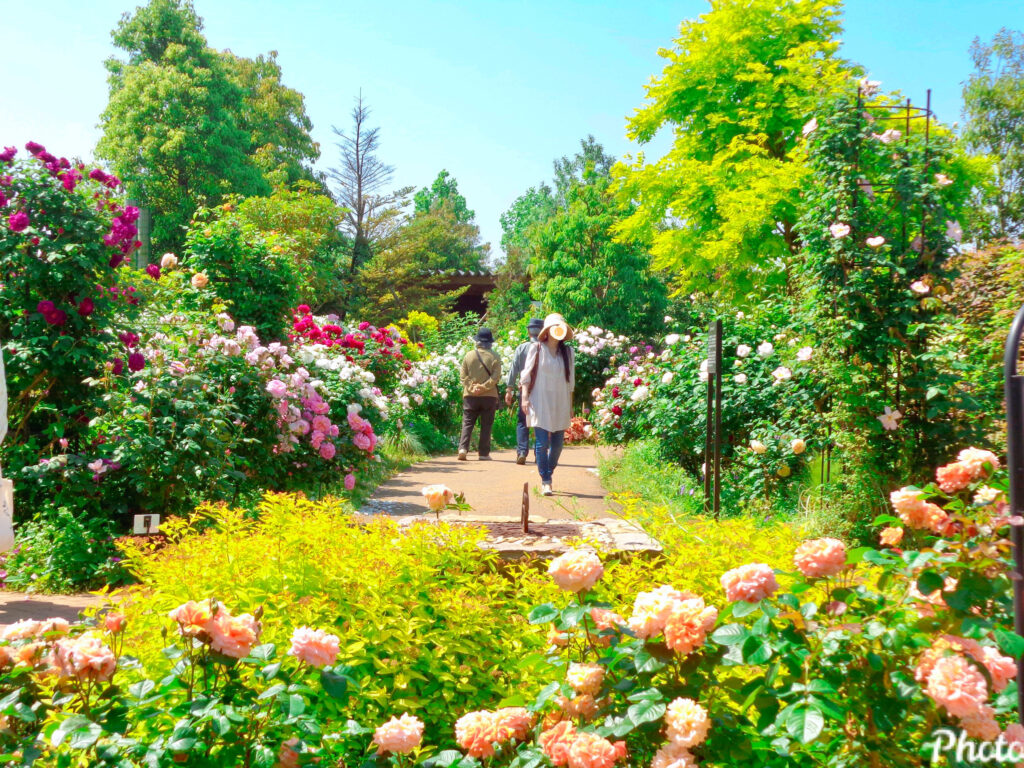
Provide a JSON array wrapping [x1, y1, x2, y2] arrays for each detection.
[[414, 170, 475, 224], [96, 0, 318, 252], [962, 28, 1024, 242], [553, 135, 615, 204], [533, 169, 667, 336], [612, 0, 852, 294]]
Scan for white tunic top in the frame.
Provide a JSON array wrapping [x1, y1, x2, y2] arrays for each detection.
[[521, 343, 575, 432]]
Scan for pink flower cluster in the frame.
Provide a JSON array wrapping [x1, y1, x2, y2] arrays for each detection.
[[538, 721, 627, 768], [168, 600, 260, 659], [347, 405, 378, 454], [793, 537, 847, 579], [645, 698, 712, 768], [52, 633, 117, 682], [548, 549, 604, 593], [627, 585, 719, 658], [889, 487, 948, 532], [455, 708, 535, 758], [916, 636, 1017, 735], [290, 308, 412, 370], [373, 713, 425, 755], [936, 448, 999, 494], [720, 563, 779, 603], [287, 626, 339, 668]]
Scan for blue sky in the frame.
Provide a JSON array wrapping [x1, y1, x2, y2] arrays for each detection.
[[2, 0, 1022, 259]]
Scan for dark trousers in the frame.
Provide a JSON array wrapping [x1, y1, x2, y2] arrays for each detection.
[[516, 394, 531, 456], [459, 396, 498, 455]]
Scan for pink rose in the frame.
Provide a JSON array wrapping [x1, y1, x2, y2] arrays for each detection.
[[52, 633, 116, 682], [319, 442, 336, 460], [548, 549, 604, 593], [936, 462, 973, 494], [104, 613, 127, 634], [288, 626, 340, 668], [353, 432, 372, 451], [344, 473, 356, 491], [720, 563, 778, 603], [373, 713, 425, 755], [208, 611, 259, 658], [793, 538, 847, 579]]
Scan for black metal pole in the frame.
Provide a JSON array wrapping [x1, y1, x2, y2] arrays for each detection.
[[704, 370, 713, 515], [1003, 303, 1024, 725], [713, 320, 723, 519]]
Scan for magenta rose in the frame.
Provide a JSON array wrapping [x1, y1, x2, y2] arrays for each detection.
[[145, 264, 161, 280], [127, 352, 145, 372], [45, 309, 67, 326], [25, 141, 44, 156], [76, 297, 94, 317], [37, 300, 56, 315], [8, 211, 29, 232], [319, 442, 337, 460], [112, 358, 124, 375], [344, 473, 356, 491], [0, 147, 15, 163]]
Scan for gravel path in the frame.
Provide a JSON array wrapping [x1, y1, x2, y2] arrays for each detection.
[[360, 445, 618, 520]]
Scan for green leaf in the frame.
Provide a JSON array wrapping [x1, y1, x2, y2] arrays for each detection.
[[627, 699, 667, 726], [785, 704, 824, 744], [916, 570, 945, 596], [258, 683, 286, 701], [51, 715, 102, 750], [287, 694, 305, 717], [321, 670, 350, 702], [995, 629, 1024, 658], [741, 635, 774, 665], [711, 624, 751, 646], [732, 600, 760, 618], [528, 603, 559, 625]]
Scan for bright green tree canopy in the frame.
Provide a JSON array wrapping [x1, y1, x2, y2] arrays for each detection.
[[414, 170, 475, 224], [612, 0, 852, 294]]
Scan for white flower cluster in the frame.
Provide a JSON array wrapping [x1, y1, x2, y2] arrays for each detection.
[[575, 326, 630, 357]]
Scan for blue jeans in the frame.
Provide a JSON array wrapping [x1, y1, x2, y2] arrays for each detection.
[[516, 395, 531, 456], [534, 427, 565, 484]]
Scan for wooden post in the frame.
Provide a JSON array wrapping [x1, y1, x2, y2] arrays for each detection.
[[521, 482, 530, 533]]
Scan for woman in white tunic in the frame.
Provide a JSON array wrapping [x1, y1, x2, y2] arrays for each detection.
[[520, 313, 575, 496]]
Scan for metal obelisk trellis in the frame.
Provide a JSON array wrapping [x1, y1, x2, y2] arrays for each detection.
[[1003, 304, 1024, 724], [703, 321, 723, 519]]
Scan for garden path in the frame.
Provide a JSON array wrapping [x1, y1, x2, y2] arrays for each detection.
[[0, 590, 103, 628], [361, 445, 617, 521]]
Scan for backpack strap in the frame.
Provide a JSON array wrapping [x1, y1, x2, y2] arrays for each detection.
[[474, 348, 493, 380]]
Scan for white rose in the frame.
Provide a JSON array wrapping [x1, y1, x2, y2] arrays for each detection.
[[750, 440, 767, 455], [757, 342, 774, 357], [665, 334, 681, 346], [797, 347, 813, 361], [791, 439, 806, 455], [772, 366, 792, 383], [661, 371, 674, 385], [160, 253, 178, 270], [737, 344, 752, 358], [631, 386, 650, 402], [734, 373, 747, 384]]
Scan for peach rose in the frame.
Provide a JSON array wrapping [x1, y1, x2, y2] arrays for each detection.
[[288, 626, 340, 668], [879, 526, 903, 547], [104, 613, 127, 634], [547, 626, 569, 648], [651, 741, 697, 768], [373, 713, 424, 755], [38, 617, 71, 637], [936, 462, 973, 494], [1, 619, 41, 641], [566, 663, 605, 696], [539, 721, 578, 767], [628, 585, 690, 639], [548, 549, 604, 593], [925, 654, 988, 718], [168, 599, 214, 637], [890, 488, 948, 532], [960, 708, 1000, 741], [720, 563, 778, 603], [558, 694, 599, 721], [421, 484, 455, 512], [957, 448, 999, 477], [793, 537, 847, 579], [191, 271, 209, 289], [455, 711, 500, 758], [664, 597, 718, 656], [208, 612, 259, 659], [664, 698, 710, 748], [53, 633, 116, 682], [567, 731, 624, 768], [492, 707, 534, 743]]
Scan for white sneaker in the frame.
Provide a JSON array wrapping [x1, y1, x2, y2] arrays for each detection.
[[542, 483, 553, 496]]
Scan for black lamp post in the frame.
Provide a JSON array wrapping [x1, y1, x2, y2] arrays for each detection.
[[1003, 303, 1024, 723]]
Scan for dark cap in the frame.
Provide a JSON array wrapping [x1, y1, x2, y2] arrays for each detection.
[[474, 327, 494, 344], [527, 318, 544, 332]]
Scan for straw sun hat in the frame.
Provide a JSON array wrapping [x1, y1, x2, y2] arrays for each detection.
[[538, 313, 574, 342]]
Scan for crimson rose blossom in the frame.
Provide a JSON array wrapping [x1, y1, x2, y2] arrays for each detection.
[[127, 352, 145, 372]]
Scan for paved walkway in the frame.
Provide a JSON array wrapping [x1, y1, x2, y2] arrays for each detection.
[[361, 445, 618, 520], [0, 590, 105, 627]]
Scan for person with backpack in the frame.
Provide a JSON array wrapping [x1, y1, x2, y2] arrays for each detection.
[[504, 317, 544, 464], [458, 328, 502, 461], [519, 313, 576, 495]]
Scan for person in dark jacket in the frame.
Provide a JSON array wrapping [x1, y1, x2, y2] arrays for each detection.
[[504, 318, 543, 464], [458, 328, 501, 461]]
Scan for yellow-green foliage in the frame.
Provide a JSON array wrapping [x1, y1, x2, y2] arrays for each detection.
[[599, 493, 802, 605], [113, 493, 554, 741], [109, 491, 803, 744]]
